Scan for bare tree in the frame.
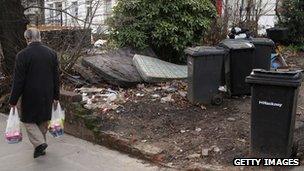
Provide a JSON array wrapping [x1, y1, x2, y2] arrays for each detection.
[[221, 0, 276, 35], [24, 0, 107, 73]]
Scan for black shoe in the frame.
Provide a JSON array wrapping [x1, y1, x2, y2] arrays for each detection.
[[34, 143, 48, 158]]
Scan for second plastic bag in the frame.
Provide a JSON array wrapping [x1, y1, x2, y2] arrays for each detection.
[[5, 107, 22, 144], [48, 102, 65, 138]]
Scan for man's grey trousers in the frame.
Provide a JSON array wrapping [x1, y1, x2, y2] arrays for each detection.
[[23, 122, 48, 148]]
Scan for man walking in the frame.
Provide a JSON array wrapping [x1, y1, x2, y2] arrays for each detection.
[[9, 28, 60, 158]]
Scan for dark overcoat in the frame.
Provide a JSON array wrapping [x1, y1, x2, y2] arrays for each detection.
[[9, 42, 60, 124]]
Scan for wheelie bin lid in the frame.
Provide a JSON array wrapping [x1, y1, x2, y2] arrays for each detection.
[[266, 27, 288, 31], [219, 39, 255, 50], [246, 69, 303, 87], [249, 38, 275, 46], [184, 46, 227, 56]]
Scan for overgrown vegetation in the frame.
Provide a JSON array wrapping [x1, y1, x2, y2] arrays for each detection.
[[108, 0, 216, 63], [280, 0, 304, 44]]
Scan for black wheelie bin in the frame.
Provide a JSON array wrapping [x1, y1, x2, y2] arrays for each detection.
[[185, 46, 227, 105], [250, 38, 274, 70], [246, 69, 303, 158], [219, 39, 255, 96]]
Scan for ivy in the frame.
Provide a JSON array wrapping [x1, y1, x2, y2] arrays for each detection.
[[280, 0, 304, 44]]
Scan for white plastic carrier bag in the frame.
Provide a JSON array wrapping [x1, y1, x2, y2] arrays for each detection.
[[48, 102, 65, 137], [5, 107, 22, 144]]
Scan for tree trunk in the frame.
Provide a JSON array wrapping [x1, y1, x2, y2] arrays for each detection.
[[38, 0, 45, 24], [0, 0, 28, 76], [222, 0, 229, 33]]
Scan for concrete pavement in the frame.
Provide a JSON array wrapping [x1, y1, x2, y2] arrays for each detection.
[[0, 114, 165, 171]]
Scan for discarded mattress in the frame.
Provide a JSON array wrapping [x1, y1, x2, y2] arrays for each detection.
[[82, 48, 144, 87], [133, 54, 187, 82]]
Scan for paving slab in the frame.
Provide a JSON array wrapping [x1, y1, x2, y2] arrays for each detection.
[[0, 114, 165, 171]]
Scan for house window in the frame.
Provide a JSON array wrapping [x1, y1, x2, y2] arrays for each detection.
[[54, 2, 63, 24], [48, 4, 54, 23], [104, 0, 112, 15], [103, 0, 112, 24], [86, 0, 93, 21], [71, 1, 78, 17]]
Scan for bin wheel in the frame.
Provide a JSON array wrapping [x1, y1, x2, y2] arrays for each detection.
[[291, 141, 298, 157], [212, 94, 223, 106]]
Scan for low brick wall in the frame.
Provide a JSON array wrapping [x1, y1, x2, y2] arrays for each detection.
[[60, 90, 165, 165]]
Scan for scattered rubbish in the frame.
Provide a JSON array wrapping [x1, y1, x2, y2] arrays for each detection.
[[201, 148, 209, 157], [87, 98, 92, 105], [94, 39, 107, 48], [227, 117, 236, 122], [187, 153, 201, 159], [212, 146, 220, 153], [218, 86, 227, 92], [136, 93, 145, 97], [271, 53, 288, 69], [201, 105, 207, 110], [76, 87, 103, 94], [164, 86, 178, 93], [115, 106, 125, 114], [133, 54, 187, 83], [161, 94, 174, 103], [82, 93, 89, 102], [141, 140, 147, 143], [195, 128, 202, 132], [106, 92, 118, 102], [76, 87, 125, 111], [151, 94, 161, 98], [178, 91, 187, 98], [137, 84, 145, 89], [180, 130, 186, 133], [237, 138, 246, 143]]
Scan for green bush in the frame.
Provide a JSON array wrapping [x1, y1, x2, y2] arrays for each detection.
[[108, 0, 216, 63], [280, 0, 304, 44]]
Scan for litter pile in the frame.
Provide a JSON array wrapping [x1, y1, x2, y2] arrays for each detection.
[[75, 81, 189, 113], [75, 87, 126, 113]]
